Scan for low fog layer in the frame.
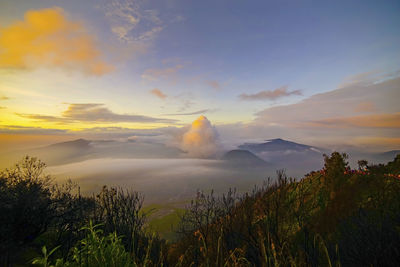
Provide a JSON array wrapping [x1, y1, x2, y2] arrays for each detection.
[[1, 115, 397, 205], [48, 158, 274, 203]]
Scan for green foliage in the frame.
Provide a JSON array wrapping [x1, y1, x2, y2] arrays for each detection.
[[33, 222, 165, 267], [32, 222, 135, 267], [68, 222, 135, 267], [32, 246, 62, 267]]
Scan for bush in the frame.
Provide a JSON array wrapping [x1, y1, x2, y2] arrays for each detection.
[[0, 156, 54, 265]]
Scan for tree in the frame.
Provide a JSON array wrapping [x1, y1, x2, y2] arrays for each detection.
[[323, 152, 349, 193]]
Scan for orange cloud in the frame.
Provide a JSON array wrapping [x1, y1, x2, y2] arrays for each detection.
[[306, 113, 400, 129], [353, 137, 400, 147], [354, 101, 376, 113], [17, 103, 177, 123], [0, 7, 113, 75], [181, 115, 220, 158], [150, 88, 167, 99]]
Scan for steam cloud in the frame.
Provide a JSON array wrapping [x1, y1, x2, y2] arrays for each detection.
[[181, 115, 220, 158]]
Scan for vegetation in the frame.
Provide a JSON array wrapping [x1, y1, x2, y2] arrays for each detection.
[[0, 153, 399, 266]]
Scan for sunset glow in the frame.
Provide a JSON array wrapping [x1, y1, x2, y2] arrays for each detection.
[[0, 0, 399, 151]]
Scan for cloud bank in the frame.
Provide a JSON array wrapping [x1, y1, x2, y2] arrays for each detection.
[[18, 103, 177, 124], [0, 7, 113, 75], [229, 75, 400, 151]]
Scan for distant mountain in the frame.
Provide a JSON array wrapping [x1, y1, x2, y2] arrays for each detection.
[[237, 138, 327, 176], [29, 139, 93, 166], [23, 138, 182, 166], [377, 150, 400, 160], [222, 149, 267, 167], [46, 138, 91, 149], [354, 150, 400, 166], [239, 138, 323, 154]]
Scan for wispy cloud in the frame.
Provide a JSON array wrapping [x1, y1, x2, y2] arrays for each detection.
[[0, 125, 68, 135], [141, 64, 183, 81], [16, 114, 63, 123], [206, 80, 221, 90], [239, 86, 302, 101], [175, 92, 195, 112], [150, 88, 167, 99], [164, 109, 211, 116], [0, 7, 113, 75], [0, 95, 9, 100], [103, 0, 163, 43], [304, 112, 400, 129], [338, 70, 400, 89], [18, 103, 177, 124]]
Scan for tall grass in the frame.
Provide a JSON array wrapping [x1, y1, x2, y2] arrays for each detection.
[[32, 222, 160, 267]]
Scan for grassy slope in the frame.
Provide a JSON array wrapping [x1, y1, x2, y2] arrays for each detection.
[[143, 203, 187, 241]]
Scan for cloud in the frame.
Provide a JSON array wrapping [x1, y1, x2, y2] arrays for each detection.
[[239, 86, 302, 101], [62, 104, 176, 123], [141, 64, 183, 81], [136, 26, 163, 42], [172, 15, 185, 23], [304, 113, 400, 129], [172, 92, 196, 112], [150, 88, 167, 99], [0, 125, 68, 135], [180, 115, 220, 158], [164, 109, 211, 116], [354, 101, 376, 113], [254, 77, 400, 126], [16, 114, 63, 123], [0, 7, 113, 75], [0, 95, 9, 100], [103, 0, 163, 43], [353, 137, 400, 147], [18, 103, 177, 123], [206, 80, 221, 90]]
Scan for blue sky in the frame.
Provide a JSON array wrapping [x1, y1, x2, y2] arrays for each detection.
[[0, 0, 399, 150]]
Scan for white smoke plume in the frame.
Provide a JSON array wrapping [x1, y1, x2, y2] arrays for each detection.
[[181, 115, 220, 158]]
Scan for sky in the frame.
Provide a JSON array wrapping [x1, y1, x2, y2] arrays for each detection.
[[0, 0, 399, 152]]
